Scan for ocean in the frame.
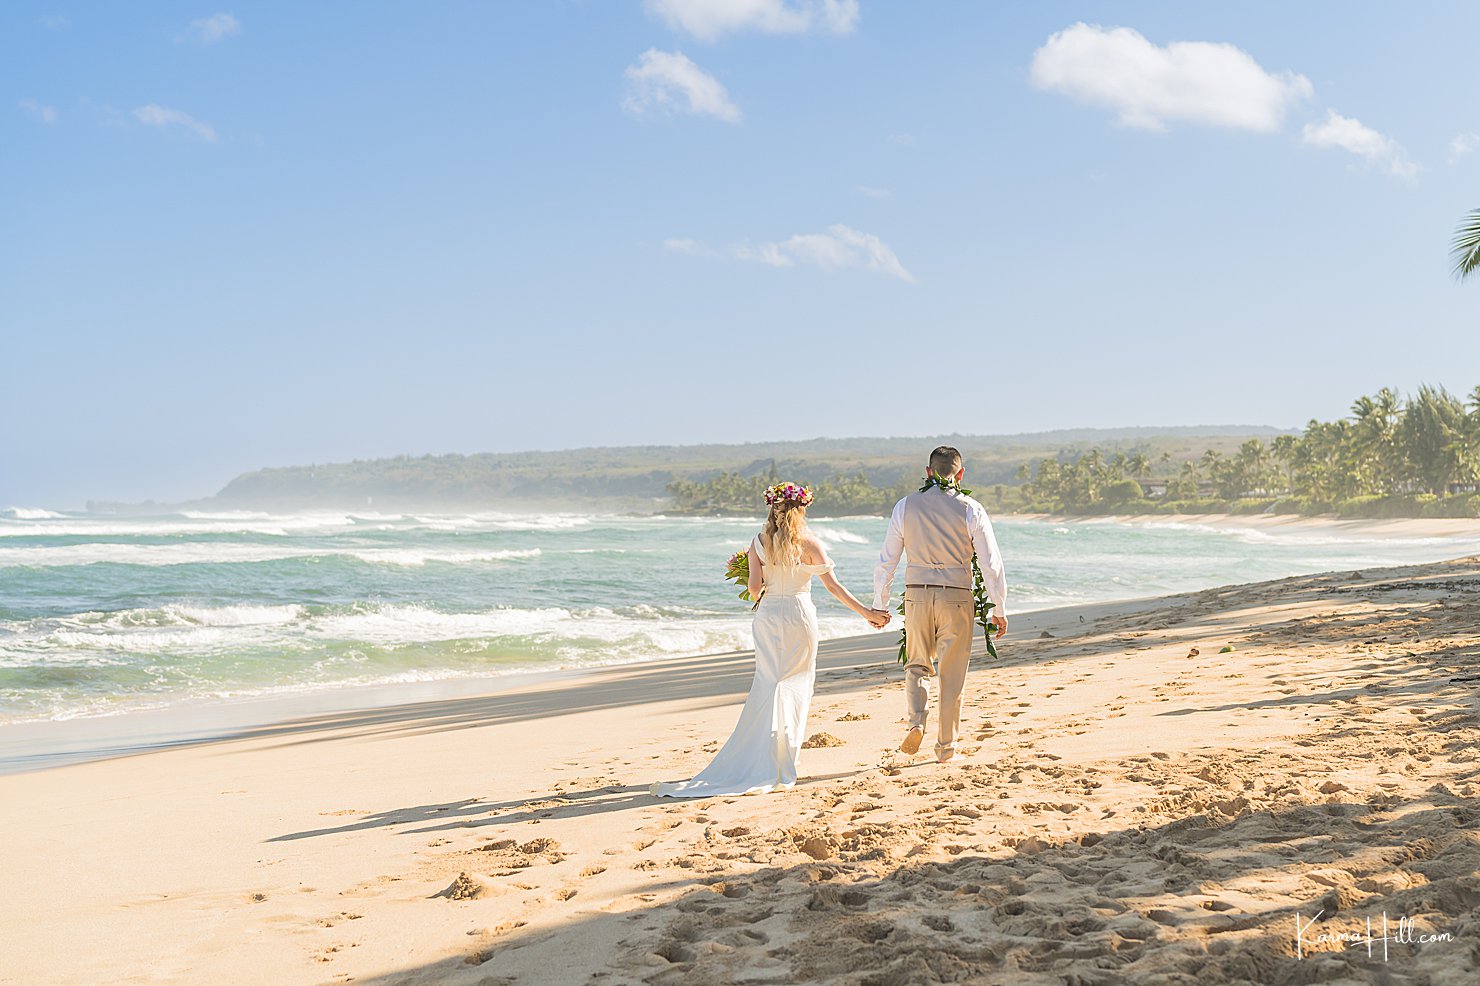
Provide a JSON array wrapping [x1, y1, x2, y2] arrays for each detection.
[[2, 507, 1478, 726]]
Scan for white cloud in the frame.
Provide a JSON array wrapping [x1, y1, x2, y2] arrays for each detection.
[[18, 99, 58, 124], [738, 224, 915, 282], [663, 238, 718, 257], [886, 132, 914, 146], [645, 0, 857, 41], [1301, 110, 1417, 180], [39, 14, 69, 30], [1029, 22, 1312, 132], [668, 225, 915, 281], [623, 49, 741, 123], [133, 104, 217, 142], [184, 12, 240, 44], [1449, 132, 1479, 165], [854, 185, 890, 198]]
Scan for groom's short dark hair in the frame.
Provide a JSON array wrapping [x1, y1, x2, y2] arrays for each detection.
[[930, 446, 962, 476]]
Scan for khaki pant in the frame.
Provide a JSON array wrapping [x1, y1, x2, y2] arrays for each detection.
[[903, 585, 975, 758]]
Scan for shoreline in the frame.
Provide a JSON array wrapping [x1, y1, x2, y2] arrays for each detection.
[[0, 661, 603, 776], [1, 556, 1477, 983], [0, 593, 1160, 777], [5, 507, 1480, 774], [1006, 510, 1480, 539]]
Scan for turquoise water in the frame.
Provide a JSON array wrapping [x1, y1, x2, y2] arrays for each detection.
[[2, 507, 1478, 724]]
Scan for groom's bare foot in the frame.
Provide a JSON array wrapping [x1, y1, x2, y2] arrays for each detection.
[[899, 726, 924, 755], [937, 748, 955, 763]]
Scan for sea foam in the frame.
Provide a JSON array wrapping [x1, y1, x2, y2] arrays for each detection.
[[0, 543, 543, 569], [1, 507, 67, 520]]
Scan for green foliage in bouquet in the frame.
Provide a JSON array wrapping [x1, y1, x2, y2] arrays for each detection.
[[724, 549, 763, 609]]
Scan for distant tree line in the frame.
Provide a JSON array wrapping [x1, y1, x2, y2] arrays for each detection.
[[185, 429, 1274, 512], [669, 385, 1480, 519], [667, 469, 920, 517], [1017, 385, 1480, 518]]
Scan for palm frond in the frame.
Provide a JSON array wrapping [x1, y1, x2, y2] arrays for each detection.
[[1451, 209, 1480, 281]]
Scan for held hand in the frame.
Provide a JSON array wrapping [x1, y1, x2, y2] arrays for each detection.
[[991, 614, 1008, 638], [865, 608, 892, 629]]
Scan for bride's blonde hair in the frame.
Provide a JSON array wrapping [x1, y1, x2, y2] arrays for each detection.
[[763, 500, 807, 567]]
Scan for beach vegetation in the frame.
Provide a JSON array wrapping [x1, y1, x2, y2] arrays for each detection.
[[196, 428, 1276, 515], [1007, 383, 1480, 519], [195, 386, 1479, 523], [665, 383, 1480, 521]]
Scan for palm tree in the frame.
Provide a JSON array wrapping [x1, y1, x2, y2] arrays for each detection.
[[1270, 433, 1299, 494], [1166, 459, 1202, 500], [1293, 418, 1357, 501], [1401, 385, 1467, 493], [1350, 388, 1403, 493], [1199, 449, 1224, 485], [1236, 439, 1270, 494], [1457, 386, 1480, 485], [1453, 209, 1480, 281]]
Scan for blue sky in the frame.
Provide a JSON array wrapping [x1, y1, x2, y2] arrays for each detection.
[[4, 1, 1479, 507]]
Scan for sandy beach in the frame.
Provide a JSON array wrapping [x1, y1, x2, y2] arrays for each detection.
[[4, 555, 1479, 985]]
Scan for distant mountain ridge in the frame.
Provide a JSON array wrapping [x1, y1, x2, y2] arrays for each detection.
[[201, 426, 1288, 511]]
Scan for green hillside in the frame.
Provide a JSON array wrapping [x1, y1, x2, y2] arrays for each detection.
[[206, 426, 1286, 511]]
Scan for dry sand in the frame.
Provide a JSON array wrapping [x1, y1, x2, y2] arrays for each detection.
[[3, 558, 1479, 985]]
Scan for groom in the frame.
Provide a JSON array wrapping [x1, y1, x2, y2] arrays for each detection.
[[874, 446, 1008, 762]]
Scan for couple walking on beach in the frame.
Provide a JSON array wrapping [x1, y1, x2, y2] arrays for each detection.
[[653, 446, 1009, 798]]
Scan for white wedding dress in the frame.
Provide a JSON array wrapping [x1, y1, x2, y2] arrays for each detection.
[[652, 535, 831, 798]]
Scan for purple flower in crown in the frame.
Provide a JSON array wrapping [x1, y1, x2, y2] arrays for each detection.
[[764, 481, 814, 507]]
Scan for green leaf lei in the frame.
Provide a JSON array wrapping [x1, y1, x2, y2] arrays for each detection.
[[896, 472, 1000, 665]]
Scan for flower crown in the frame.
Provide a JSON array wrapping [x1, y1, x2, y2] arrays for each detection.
[[763, 482, 814, 507]]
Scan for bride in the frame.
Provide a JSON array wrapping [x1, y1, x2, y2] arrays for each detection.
[[652, 482, 890, 798]]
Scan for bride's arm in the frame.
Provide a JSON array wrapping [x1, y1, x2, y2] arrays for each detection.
[[747, 544, 764, 599], [805, 537, 888, 624], [818, 568, 873, 618]]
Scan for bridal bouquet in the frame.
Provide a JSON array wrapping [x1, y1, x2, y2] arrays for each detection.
[[724, 548, 763, 608]]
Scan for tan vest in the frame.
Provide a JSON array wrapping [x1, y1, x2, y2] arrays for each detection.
[[901, 488, 975, 589]]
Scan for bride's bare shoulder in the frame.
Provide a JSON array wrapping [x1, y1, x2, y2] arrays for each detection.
[[800, 533, 828, 564]]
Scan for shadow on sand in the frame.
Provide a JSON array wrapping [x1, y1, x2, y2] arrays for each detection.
[[345, 781, 1480, 986]]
